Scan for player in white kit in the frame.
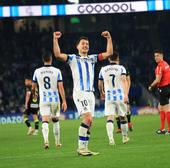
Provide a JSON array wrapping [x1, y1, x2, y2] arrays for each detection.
[[32, 52, 67, 149], [98, 52, 130, 145], [53, 31, 113, 156]]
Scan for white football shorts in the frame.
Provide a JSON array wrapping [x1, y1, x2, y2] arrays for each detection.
[[73, 91, 95, 117], [105, 101, 127, 117], [39, 102, 60, 117]]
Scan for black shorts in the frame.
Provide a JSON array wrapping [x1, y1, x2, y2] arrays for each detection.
[[25, 107, 39, 115], [158, 84, 170, 106]]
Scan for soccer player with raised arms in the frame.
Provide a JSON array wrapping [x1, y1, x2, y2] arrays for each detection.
[[32, 52, 67, 149], [53, 31, 113, 156], [98, 51, 130, 145]]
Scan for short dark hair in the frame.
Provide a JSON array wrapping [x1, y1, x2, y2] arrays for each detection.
[[154, 49, 164, 55], [76, 36, 89, 47], [42, 51, 52, 62], [110, 51, 120, 61], [24, 74, 32, 80]]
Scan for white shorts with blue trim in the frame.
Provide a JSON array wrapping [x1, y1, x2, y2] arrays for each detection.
[[39, 102, 60, 117], [73, 91, 95, 117], [105, 101, 127, 117]]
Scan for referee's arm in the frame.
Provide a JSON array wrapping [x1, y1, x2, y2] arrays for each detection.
[[149, 75, 162, 90]]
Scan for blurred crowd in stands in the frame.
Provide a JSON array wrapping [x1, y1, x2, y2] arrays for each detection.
[[0, 12, 169, 114]]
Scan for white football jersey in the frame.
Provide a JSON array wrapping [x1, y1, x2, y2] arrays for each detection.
[[33, 65, 62, 105], [67, 54, 98, 92], [99, 64, 126, 102]]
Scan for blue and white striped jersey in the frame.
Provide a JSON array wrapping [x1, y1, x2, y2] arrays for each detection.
[[67, 54, 98, 91], [99, 64, 126, 102], [33, 65, 62, 105]]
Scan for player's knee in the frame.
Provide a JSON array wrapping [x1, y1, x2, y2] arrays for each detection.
[[89, 118, 93, 126], [84, 117, 92, 126], [82, 112, 92, 125], [158, 104, 164, 111], [159, 105, 168, 112], [52, 117, 59, 123], [107, 115, 114, 121], [163, 104, 170, 111], [158, 106, 163, 111]]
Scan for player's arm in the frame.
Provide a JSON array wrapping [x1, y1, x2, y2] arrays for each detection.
[[32, 81, 37, 91], [31, 70, 39, 99], [148, 75, 162, 90], [53, 31, 68, 62], [57, 81, 67, 112], [32, 82, 38, 99], [126, 75, 131, 95], [98, 69, 105, 99], [149, 65, 162, 90], [25, 89, 31, 110], [121, 75, 128, 103], [98, 31, 113, 61], [98, 80, 105, 99]]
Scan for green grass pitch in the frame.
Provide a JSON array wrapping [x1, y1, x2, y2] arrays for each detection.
[[0, 115, 170, 168]]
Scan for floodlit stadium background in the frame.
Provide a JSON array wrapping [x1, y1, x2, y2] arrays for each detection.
[[0, 0, 170, 123]]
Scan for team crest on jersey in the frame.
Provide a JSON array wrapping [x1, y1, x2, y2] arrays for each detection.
[[32, 98, 37, 102], [83, 107, 88, 111]]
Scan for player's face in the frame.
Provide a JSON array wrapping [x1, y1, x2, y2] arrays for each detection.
[[77, 39, 89, 55], [154, 53, 163, 63]]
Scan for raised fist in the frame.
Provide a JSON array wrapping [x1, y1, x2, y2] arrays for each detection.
[[101, 31, 111, 39], [53, 31, 62, 39]]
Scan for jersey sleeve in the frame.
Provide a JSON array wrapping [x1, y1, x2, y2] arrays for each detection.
[[57, 70, 63, 82], [155, 65, 163, 76], [89, 54, 98, 63], [98, 69, 103, 80], [66, 54, 76, 64], [121, 66, 127, 75], [32, 70, 37, 83]]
